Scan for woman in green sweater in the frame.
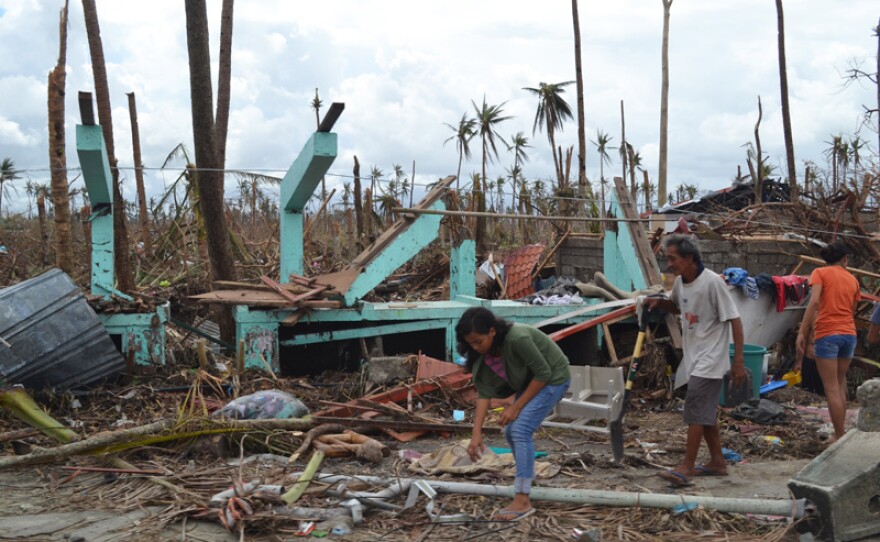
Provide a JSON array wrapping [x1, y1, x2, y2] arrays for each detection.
[[455, 307, 571, 521]]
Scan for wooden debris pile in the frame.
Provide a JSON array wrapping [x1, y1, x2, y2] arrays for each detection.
[[191, 273, 343, 320]]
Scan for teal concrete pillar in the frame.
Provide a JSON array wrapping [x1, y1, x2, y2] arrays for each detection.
[[76, 124, 114, 299], [450, 240, 476, 299], [234, 305, 280, 370], [279, 132, 337, 283], [603, 186, 647, 292]]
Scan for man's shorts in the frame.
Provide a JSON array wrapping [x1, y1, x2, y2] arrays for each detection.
[[683, 376, 722, 426], [814, 334, 856, 359]]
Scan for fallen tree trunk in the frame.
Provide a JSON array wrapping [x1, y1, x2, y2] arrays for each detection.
[[0, 417, 315, 469]]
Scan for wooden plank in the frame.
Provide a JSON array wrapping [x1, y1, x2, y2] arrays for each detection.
[[534, 299, 635, 329], [602, 323, 619, 363], [613, 178, 682, 349], [351, 176, 455, 267], [260, 275, 300, 305], [547, 305, 637, 342], [213, 280, 308, 293]]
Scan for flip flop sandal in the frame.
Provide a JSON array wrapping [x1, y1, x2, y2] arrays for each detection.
[[694, 464, 729, 477], [659, 470, 692, 487], [492, 507, 536, 522]]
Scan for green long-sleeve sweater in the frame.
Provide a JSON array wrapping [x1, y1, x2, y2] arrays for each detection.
[[472, 323, 571, 399]]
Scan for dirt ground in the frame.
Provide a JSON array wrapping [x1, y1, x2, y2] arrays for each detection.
[[0, 370, 841, 542]]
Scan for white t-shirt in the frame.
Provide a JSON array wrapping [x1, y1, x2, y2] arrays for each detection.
[[670, 269, 740, 387]]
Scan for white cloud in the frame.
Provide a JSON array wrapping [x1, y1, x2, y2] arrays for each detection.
[[0, 0, 876, 212]]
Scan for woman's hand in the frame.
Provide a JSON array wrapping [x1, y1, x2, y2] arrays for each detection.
[[498, 404, 521, 426], [467, 433, 485, 462]]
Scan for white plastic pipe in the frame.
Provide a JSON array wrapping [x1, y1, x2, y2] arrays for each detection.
[[310, 473, 805, 518]]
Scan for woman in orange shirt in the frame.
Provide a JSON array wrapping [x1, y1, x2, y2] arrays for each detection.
[[796, 240, 860, 441]]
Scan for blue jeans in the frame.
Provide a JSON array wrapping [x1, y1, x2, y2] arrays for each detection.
[[504, 380, 570, 495]]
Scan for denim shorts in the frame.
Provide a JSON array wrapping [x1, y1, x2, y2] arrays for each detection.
[[813, 334, 857, 359]]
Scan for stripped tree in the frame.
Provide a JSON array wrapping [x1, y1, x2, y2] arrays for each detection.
[[82, 0, 135, 292], [48, 0, 72, 273]]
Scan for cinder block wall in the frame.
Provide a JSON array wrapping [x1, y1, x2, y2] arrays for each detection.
[[556, 236, 821, 282]]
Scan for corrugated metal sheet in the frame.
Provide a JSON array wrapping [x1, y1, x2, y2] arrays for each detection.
[[0, 269, 125, 389]]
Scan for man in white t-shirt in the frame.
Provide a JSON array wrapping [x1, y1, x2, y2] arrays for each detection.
[[646, 234, 745, 486]]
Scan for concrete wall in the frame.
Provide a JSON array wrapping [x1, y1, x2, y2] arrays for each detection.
[[557, 236, 822, 282]]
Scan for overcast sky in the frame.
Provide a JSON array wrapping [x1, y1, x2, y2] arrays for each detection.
[[0, 0, 877, 216]]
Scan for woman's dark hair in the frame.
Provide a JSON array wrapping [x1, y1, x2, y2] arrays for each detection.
[[454, 307, 513, 372], [820, 240, 848, 265]]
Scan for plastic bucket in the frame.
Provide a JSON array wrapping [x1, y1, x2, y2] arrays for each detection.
[[720, 344, 767, 405]]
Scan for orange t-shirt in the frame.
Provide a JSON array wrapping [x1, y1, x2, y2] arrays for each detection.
[[810, 265, 860, 339]]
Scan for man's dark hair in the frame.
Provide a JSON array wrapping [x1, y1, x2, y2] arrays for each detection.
[[662, 234, 702, 265], [454, 307, 512, 372], [820, 240, 848, 265]]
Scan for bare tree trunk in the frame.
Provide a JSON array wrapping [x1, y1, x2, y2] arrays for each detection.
[[82, 0, 134, 292], [571, 0, 587, 194], [754, 95, 764, 203], [410, 160, 415, 208], [48, 0, 72, 274], [875, 17, 879, 158], [215, 0, 233, 170], [658, 0, 673, 208], [642, 169, 651, 211], [620, 100, 633, 196], [126, 92, 149, 250], [353, 156, 364, 247], [185, 0, 238, 342], [775, 0, 797, 199], [628, 144, 638, 204], [37, 194, 48, 266]]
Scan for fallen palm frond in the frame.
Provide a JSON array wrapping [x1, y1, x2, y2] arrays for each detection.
[[0, 387, 79, 443], [0, 416, 315, 469]]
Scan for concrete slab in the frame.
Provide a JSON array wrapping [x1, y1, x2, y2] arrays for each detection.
[[789, 429, 880, 541]]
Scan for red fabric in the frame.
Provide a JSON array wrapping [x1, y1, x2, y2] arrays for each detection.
[[770, 275, 810, 312]]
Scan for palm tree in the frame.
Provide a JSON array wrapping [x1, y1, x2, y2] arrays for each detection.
[[27, 181, 52, 266], [444, 113, 477, 191], [824, 134, 845, 192], [850, 135, 866, 190], [591, 131, 614, 217], [507, 132, 530, 211], [472, 97, 511, 253], [523, 81, 575, 190], [369, 166, 384, 200], [658, 0, 674, 207], [0, 158, 20, 219]]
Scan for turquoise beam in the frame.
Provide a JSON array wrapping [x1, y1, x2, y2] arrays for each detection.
[[76, 125, 113, 206], [280, 212, 305, 279], [450, 240, 476, 299], [234, 298, 612, 369], [278, 132, 337, 283], [76, 124, 114, 299], [343, 200, 444, 305], [280, 319, 449, 347]]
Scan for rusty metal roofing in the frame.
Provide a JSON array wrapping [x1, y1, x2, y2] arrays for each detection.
[[503, 244, 546, 300], [0, 269, 125, 389]]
